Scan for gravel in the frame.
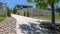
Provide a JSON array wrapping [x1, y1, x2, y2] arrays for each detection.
[[0, 17, 16, 34]]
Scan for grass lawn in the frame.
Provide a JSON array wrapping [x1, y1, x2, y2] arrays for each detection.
[[55, 16, 60, 20], [37, 16, 60, 20], [0, 16, 6, 22]]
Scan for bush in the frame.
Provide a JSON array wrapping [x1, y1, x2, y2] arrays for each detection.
[[17, 12, 20, 15], [24, 11, 30, 17], [13, 7, 17, 14], [24, 12, 26, 16], [27, 11, 29, 17], [7, 7, 11, 17]]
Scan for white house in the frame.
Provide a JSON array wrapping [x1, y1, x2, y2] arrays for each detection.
[[16, 4, 59, 16], [0, 2, 7, 16]]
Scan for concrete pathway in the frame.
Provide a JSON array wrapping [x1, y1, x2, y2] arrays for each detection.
[[11, 14, 51, 34]]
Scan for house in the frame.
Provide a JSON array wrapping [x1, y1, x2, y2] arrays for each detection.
[[0, 2, 7, 16], [16, 4, 59, 16], [16, 5, 32, 16]]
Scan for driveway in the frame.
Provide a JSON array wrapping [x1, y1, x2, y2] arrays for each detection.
[[11, 14, 58, 34]]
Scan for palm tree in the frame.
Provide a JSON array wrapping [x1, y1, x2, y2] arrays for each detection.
[[27, 0, 60, 25]]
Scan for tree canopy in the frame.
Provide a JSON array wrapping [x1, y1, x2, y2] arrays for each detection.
[[27, 0, 60, 9]]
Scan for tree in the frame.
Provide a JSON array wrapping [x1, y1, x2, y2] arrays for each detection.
[[7, 7, 11, 17], [56, 8, 60, 16], [13, 7, 17, 14], [27, 0, 60, 24]]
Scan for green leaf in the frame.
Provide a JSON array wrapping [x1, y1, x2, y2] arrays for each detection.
[[27, 0, 60, 9]]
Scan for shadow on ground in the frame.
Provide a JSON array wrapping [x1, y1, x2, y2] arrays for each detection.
[[18, 22, 60, 34]]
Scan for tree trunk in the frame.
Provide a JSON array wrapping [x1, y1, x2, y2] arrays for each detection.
[[51, 2, 55, 24]]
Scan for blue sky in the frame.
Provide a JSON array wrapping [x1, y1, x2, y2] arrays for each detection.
[[0, 0, 36, 9], [0, 0, 60, 9]]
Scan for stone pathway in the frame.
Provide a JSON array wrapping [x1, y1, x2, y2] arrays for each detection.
[[0, 17, 16, 34]]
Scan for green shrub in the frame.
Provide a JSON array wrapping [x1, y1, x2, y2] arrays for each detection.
[[17, 12, 20, 15], [27, 11, 29, 17], [24, 12, 26, 16], [13, 7, 17, 14], [7, 7, 11, 17], [24, 11, 30, 17]]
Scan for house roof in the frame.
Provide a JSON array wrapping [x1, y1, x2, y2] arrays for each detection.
[[16, 4, 33, 8]]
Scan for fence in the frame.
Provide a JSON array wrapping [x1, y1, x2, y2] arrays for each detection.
[[17, 8, 59, 17]]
